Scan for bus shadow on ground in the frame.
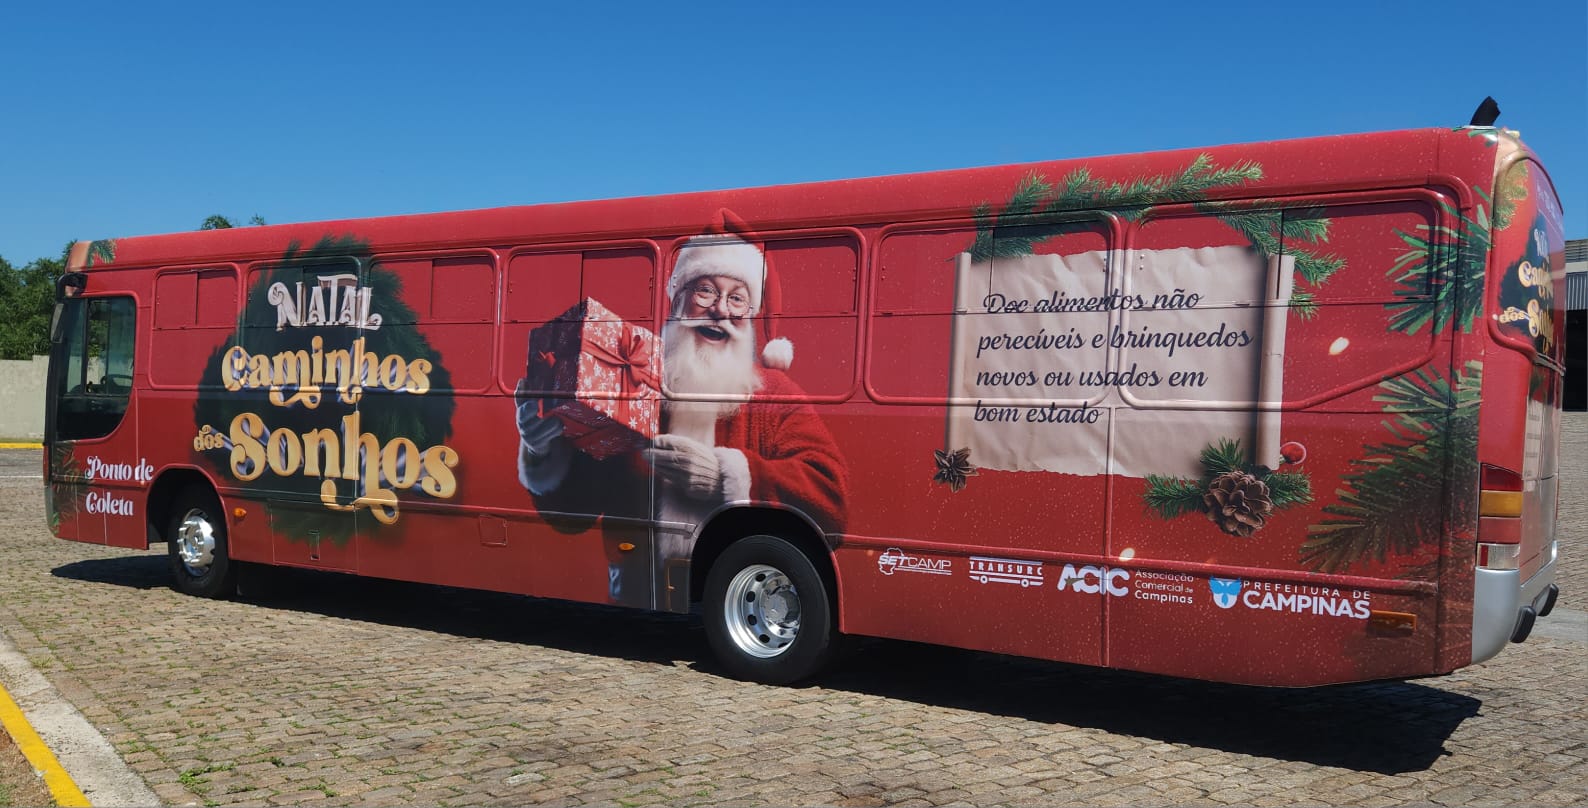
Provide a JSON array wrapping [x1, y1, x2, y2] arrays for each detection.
[[55, 554, 1476, 775]]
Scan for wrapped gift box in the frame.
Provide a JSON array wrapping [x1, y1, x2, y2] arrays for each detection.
[[526, 299, 661, 460]]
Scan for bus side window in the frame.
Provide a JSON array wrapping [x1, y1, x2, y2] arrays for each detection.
[[869, 228, 974, 399], [583, 248, 654, 324], [764, 236, 859, 399], [370, 254, 497, 393], [152, 268, 236, 387], [503, 246, 658, 396], [55, 297, 136, 441], [1276, 201, 1440, 404]]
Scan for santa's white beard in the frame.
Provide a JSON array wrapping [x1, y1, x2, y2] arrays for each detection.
[[655, 316, 762, 540], [661, 317, 762, 424]]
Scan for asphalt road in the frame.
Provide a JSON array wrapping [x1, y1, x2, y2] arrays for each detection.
[[0, 421, 1581, 806]]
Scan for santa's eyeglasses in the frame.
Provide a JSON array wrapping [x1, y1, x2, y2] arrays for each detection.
[[691, 283, 752, 317]]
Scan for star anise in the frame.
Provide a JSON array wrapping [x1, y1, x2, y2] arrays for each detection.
[[933, 447, 978, 492]]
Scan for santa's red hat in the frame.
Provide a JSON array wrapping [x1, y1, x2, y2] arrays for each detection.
[[667, 209, 793, 370]]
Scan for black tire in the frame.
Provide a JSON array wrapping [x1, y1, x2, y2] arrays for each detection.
[[703, 535, 837, 685], [166, 485, 236, 598]]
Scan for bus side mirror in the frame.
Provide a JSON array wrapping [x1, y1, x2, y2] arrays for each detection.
[[51, 273, 87, 344], [56, 272, 87, 299]]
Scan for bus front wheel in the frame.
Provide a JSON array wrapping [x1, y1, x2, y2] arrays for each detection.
[[166, 486, 236, 599], [703, 535, 836, 685]]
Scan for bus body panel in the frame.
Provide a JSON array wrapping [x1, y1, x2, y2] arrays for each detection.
[[45, 126, 1563, 687], [1470, 136, 1565, 661]]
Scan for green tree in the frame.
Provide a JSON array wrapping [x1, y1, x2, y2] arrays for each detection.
[[200, 214, 266, 229], [0, 251, 66, 359]]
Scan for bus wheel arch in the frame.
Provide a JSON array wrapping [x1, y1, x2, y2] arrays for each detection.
[[693, 507, 840, 684], [155, 475, 236, 599], [146, 468, 216, 550], [690, 507, 836, 604]]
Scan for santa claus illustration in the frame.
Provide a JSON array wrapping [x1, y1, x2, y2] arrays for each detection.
[[515, 212, 849, 604]]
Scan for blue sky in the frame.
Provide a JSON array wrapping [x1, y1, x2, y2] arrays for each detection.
[[3, 0, 1584, 265]]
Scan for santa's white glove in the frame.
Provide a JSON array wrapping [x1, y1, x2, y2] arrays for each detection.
[[647, 434, 722, 501], [515, 379, 565, 458]]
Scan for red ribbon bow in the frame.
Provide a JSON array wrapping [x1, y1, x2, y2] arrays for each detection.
[[583, 325, 660, 397]]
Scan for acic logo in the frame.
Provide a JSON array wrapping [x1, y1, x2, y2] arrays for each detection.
[[1056, 564, 1130, 597]]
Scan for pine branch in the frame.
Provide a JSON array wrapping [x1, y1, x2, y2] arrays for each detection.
[[1300, 362, 1482, 572], [1385, 195, 1490, 335], [1144, 474, 1205, 519], [1200, 438, 1249, 477], [1293, 252, 1345, 286], [968, 155, 1264, 261], [1290, 290, 1318, 319], [1265, 471, 1314, 508], [85, 239, 116, 267], [1202, 206, 1344, 287], [1280, 214, 1330, 243], [1494, 162, 1529, 232], [967, 173, 1056, 261]]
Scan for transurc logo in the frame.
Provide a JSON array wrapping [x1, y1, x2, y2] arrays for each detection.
[[1056, 564, 1130, 597], [877, 548, 952, 576], [968, 556, 1043, 587], [1210, 577, 1242, 609]]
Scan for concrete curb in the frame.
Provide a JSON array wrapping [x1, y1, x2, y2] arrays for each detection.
[[0, 676, 88, 806], [0, 630, 161, 807]]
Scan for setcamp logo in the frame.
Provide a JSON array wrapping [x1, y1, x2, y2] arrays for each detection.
[[1209, 577, 1242, 609], [877, 548, 952, 576]]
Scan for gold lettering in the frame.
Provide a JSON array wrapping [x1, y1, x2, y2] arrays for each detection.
[[228, 413, 267, 481], [349, 337, 381, 401], [381, 438, 422, 489], [378, 354, 407, 390], [302, 428, 339, 477], [247, 354, 272, 388], [223, 346, 249, 391], [419, 445, 459, 498], [327, 349, 354, 403], [405, 358, 432, 394], [266, 427, 302, 476]]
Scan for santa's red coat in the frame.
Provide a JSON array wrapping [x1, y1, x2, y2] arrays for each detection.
[[711, 369, 849, 534]]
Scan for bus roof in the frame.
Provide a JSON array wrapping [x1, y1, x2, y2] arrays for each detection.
[[72, 126, 1549, 271]]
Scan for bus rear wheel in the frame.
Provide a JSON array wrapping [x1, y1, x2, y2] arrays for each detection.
[[166, 486, 236, 599], [703, 535, 836, 685]]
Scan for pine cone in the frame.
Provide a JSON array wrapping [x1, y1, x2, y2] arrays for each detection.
[[1202, 471, 1274, 537]]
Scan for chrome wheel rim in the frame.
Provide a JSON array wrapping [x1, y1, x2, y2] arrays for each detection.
[[175, 508, 216, 575], [724, 564, 800, 659]]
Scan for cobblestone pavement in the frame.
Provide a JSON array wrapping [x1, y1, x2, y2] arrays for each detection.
[[0, 419, 1583, 808]]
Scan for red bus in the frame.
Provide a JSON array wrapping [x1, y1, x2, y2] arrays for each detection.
[[45, 120, 1563, 687]]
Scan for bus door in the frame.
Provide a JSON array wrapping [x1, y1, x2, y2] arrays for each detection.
[[504, 244, 659, 610], [47, 294, 140, 546]]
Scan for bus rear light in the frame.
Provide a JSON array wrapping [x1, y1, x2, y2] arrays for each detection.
[[1477, 542, 1521, 570], [1481, 463, 1523, 491], [1479, 463, 1523, 518], [1479, 490, 1523, 517]]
